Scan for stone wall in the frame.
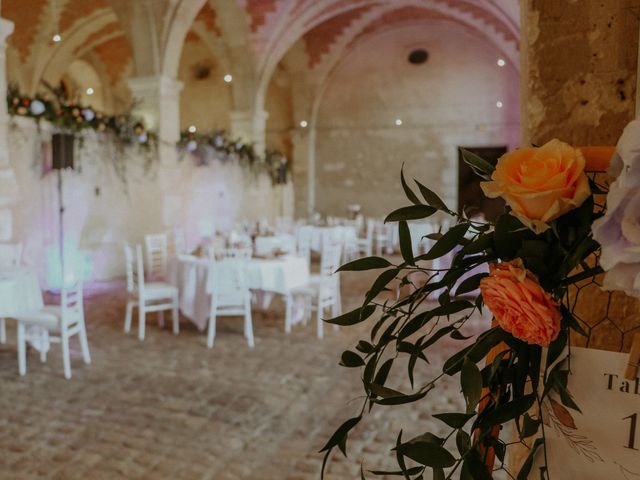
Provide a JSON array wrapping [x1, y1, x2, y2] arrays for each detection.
[[521, 0, 640, 353], [313, 22, 520, 218]]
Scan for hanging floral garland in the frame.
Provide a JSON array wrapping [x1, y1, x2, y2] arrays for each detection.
[[6, 85, 155, 149], [177, 129, 289, 184]]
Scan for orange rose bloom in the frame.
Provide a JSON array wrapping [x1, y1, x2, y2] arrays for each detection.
[[481, 139, 590, 233], [480, 259, 561, 347]]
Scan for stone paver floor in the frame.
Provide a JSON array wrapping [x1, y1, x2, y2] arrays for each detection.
[[0, 265, 491, 479]]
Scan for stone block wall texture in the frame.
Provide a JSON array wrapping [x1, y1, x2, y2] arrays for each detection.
[[521, 0, 639, 353]]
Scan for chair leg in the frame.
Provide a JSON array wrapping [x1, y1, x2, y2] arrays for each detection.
[[138, 305, 146, 341], [124, 302, 133, 333], [172, 301, 179, 335], [0, 317, 5, 344], [316, 297, 324, 340], [40, 331, 49, 363], [245, 302, 255, 348], [61, 333, 71, 379], [207, 302, 217, 348], [79, 321, 91, 365], [158, 310, 165, 328], [17, 322, 26, 376], [284, 294, 292, 333]]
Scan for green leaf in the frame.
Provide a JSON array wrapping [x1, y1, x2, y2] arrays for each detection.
[[430, 299, 474, 317], [367, 382, 403, 398], [461, 359, 483, 413], [356, 340, 375, 354], [420, 223, 469, 261], [374, 388, 431, 406], [455, 272, 487, 296], [364, 268, 399, 305], [477, 393, 536, 428], [338, 256, 392, 272], [374, 358, 394, 388], [340, 350, 365, 368], [433, 412, 475, 429], [460, 148, 495, 179], [369, 467, 424, 476], [319, 415, 361, 453], [414, 179, 450, 212], [455, 429, 471, 455], [398, 221, 415, 266], [326, 304, 376, 326], [396, 438, 456, 468], [385, 205, 437, 223], [517, 438, 544, 480], [520, 413, 540, 439], [400, 166, 422, 205]]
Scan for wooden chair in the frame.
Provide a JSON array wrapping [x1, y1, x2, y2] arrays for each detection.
[[0, 242, 23, 344], [206, 256, 254, 348], [290, 241, 342, 338], [124, 244, 179, 341], [14, 276, 91, 379], [144, 233, 168, 280]]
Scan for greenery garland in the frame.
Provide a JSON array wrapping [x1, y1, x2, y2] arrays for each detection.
[[177, 129, 289, 184], [7, 85, 155, 149], [322, 141, 605, 479]]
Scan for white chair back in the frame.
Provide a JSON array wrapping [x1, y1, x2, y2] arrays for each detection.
[[124, 244, 144, 294], [60, 276, 84, 324], [167, 227, 187, 256], [0, 243, 22, 268], [320, 241, 342, 277], [207, 257, 250, 307], [296, 226, 313, 262], [144, 233, 168, 279]]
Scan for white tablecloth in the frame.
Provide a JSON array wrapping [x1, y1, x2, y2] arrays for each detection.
[[254, 235, 295, 256], [310, 226, 358, 252], [0, 268, 44, 316], [169, 255, 310, 331]]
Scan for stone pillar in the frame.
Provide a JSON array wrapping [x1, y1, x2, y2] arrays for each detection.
[[229, 109, 269, 153], [128, 75, 184, 227], [0, 18, 16, 241], [290, 128, 314, 218], [514, 1, 639, 470]]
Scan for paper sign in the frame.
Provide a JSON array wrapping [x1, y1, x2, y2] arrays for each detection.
[[532, 347, 640, 478]]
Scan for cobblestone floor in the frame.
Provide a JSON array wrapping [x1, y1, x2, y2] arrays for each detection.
[[0, 264, 492, 480]]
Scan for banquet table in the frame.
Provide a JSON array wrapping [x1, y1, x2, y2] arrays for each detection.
[[169, 254, 310, 331], [309, 226, 358, 252], [254, 235, 295, 256]]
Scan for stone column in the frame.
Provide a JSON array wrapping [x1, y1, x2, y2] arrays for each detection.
[[128, 75, 184, 227], [290, 128, 314, 218], [229, 109, 269, 153], [0, 18, 16, 241]]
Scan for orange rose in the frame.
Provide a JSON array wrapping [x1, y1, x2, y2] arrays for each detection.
[[480, 259, 561, 347], [481, 139, 590, 233]]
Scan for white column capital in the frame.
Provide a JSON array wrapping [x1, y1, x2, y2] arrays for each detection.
[[127, 75, 184, 99]]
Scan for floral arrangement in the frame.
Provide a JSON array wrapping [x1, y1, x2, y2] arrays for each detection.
[[177, 129, 289, 184], [322, 139, 608, 479], [7, 85, 155, 148]]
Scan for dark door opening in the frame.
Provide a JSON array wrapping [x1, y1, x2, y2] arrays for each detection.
[[457, 146, 507, 222]]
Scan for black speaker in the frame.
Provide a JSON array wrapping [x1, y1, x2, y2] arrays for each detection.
[[52, 133, 75, 170]]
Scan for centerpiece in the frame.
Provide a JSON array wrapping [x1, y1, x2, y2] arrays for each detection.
[[321, 138, 614, 479]]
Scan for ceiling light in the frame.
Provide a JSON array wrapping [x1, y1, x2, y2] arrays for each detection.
[[86, 87, 94, 95], [300, 120, 308, 128], [497, 58, 506, 67], [395, 118, 403, 126], [496, 100, 503, 108], [52, 34, 61, 43], [223, 74, 233, 83], [188, 125, 197, 133]]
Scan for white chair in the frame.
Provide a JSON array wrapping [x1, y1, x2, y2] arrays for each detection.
[[14, 276, 91, 379], [356, 220, 374, 257], [206, 256, 254, 348], [290, 241, 342, 338], [124, 244, 179, 341], [295, 226, 313, 264], [373, 219, 393, 256], [144, 233, 168, 280], [0, 242, 22, 268], [167, 227, 187, 256], [0, 243, 22, 344]]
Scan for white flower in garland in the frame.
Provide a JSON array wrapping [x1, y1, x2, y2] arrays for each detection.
[[29, 100, 45, 116], [592, 120, 640, 297], [82, 109, 95, 122]]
